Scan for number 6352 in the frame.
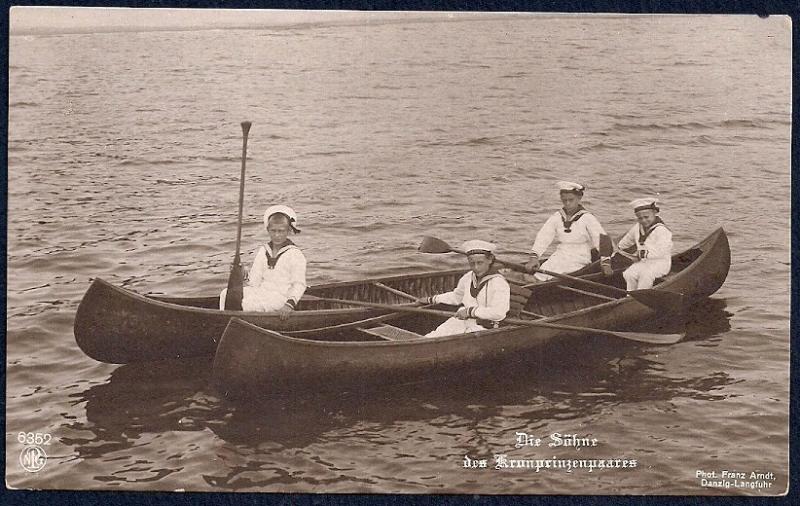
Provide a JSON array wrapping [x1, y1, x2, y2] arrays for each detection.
[[17, 432, 52, 445]]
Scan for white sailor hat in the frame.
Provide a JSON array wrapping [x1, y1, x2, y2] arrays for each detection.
[[461, 240, 497, 256], [630, 198, 660, 213], [557, 181, 585, 194], [264, 205, 301, 233]]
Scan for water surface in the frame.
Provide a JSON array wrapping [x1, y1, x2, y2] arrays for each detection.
[[6, 13, 791, 495]]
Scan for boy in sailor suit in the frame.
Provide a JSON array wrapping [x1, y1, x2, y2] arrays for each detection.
[[616, 198, 673, 290], [525, 181, 611, 281], [219, 205, 307, 318], [419, 240, 511, 337]]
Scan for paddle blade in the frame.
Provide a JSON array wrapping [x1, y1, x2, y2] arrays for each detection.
[[418, 236, 454, 254], [629, 288, 685, 314], [224, 258, 245, 311], [608, 329, 685, 345]]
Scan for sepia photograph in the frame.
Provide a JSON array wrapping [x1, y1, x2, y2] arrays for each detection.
[[5, 6, 791, 495]]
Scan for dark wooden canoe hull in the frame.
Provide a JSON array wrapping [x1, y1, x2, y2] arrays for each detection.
[[74, 252, 600, 364], [74, 270, 459, 364], [211, 228, 730, 396]]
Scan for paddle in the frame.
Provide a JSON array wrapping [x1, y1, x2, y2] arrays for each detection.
[[223, 121, 252, 311], [599, 233, 614, 258], [372, 282, 420, 302], [418, 236, 684, 313], [599, 233, 640, 264], [315, 297, 684, 345]]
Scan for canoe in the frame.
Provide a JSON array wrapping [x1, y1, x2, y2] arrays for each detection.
[[75, 256, 598, 364], [211, 228, 730, 397], [73, 271, 450, 364]]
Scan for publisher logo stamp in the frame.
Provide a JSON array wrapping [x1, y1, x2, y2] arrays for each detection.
[[19, 445, 47, 473]]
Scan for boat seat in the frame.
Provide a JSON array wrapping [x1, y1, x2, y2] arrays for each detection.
[[359, 324, 423, 341]]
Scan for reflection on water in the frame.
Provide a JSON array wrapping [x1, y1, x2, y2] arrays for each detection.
[[63, 357, 218, 462], [682, 298, 733, 340], [625, 296, 733, 338]]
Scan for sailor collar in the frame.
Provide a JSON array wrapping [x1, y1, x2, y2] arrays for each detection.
[[638, 218, 668, 244], [559, 206, 589, 233], [469, 270, 503, 298], [265, 240, 298, 269]]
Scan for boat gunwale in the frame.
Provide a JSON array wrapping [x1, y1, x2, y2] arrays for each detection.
[[85, 271, 463, 318], [85, 259, 590, 318], [222, 227, 727, 349]]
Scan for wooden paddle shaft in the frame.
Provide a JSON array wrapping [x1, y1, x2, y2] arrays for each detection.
[[372, 282, 418, 302], [530, 265, 627, 296], [314, 296, 677, 343], [233, 121, 252, 259], [482, 253, 628, 297], [450, 246, 627, 297], [419, 235, 683, 312]]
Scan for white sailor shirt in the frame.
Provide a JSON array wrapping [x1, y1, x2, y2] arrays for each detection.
[[246, 242, 307, 308], [531, 208, 606, 275], [617, 221, 673, 265], [432, 271, 510, 323]]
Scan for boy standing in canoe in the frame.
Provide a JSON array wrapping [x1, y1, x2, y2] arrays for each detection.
[[616, 198, 673, 290], [219, 205, 307, 318], [525, 181, 612, 280], [418, 240, 511, 337]]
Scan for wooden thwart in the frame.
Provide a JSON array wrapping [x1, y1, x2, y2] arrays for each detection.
[[360, 324, 423, 341]]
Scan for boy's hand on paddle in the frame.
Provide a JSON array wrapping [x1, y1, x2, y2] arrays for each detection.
[[525, 257, 540, 273], [455, 307, 469, 320], [601, 258, 613, 277]]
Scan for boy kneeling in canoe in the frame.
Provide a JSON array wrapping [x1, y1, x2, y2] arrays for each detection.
[[219, 205, 307, 318], [616, 198, 673, 290], [417, 240, 511, 337]]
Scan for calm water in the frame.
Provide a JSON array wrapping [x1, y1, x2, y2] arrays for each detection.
[[6, 14, 791, 494]]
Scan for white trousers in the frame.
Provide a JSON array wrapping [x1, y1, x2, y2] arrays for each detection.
[[623, 259, 671, 290], [219, 286, 288, 311], [534, 245, 591, 281], [425, 317, 486, 338]]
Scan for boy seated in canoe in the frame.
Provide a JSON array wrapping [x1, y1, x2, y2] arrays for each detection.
[[524, 181, 613, 281], [219, 205, 307, 318], [417, 240, 511, 337], [615, 198, 673, 290]]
